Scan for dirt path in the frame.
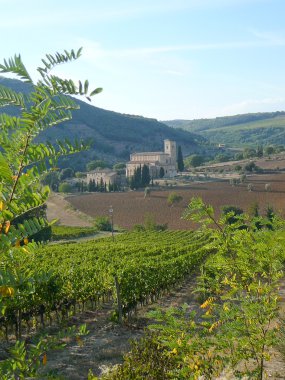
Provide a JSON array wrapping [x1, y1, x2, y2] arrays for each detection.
[[46, 193, 93, 227], [40, 276, 285, 380]]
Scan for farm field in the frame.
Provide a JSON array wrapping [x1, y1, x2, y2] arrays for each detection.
[[66, 172, 285, 230]]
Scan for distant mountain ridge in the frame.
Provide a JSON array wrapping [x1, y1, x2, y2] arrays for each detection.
[[164, 111, 285, 147], [0, 77, 204, 171]]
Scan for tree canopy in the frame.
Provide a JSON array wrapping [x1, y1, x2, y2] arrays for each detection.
[[0, 48, 102, 377]]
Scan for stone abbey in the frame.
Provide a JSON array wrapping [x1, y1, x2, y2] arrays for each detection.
[[126, 139, 177, 178]]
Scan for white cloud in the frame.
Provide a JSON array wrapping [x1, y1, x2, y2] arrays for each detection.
[[77, 38, 285, 64], [250, 28, 285, 45]]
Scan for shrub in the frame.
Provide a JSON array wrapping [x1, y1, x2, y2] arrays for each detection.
[[94, 216, 112, 231], [244, 161, 262, 173], [167, 192, 183, 207], [221, 205, 244, 225], [247, 183, 253, 192], [185, 154, 204, 168], [132, 224, 145, 232], [59, 167, 74, 180], [58, 182, 73, 193], [86, 160, 109, 171]]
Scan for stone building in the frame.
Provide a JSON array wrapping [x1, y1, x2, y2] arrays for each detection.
[[87, 169, 119, 186], [126, 139, 177, 178]]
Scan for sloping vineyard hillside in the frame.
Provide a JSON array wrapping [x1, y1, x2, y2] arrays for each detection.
[[0, 231, 212, 341]]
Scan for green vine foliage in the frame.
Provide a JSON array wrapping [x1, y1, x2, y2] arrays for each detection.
[[0, 48, 101, 378], [102, 198, 285, 380]]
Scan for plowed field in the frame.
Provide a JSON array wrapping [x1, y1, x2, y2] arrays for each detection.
[[66, 173, 285, 230]]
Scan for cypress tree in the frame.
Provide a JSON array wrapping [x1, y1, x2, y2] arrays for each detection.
[[177, 145, 184, 172], [130, 176, 136, 190], [134, 165, 142, 188], [159, 167, 165, 178], [100, 177, 104, 192], [141, 164, 151, 187]]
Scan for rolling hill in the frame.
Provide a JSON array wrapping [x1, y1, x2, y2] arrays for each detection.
[[0, 77, 205, 171], [164, 111, 285, 148]]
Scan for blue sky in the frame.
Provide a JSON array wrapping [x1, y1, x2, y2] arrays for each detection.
[[1, 0, 285, 120]]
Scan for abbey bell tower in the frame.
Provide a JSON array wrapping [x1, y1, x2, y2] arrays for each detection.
[[164, 139, 177, 165]]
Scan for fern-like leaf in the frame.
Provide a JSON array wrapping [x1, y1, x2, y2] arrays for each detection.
[[0, 55, 33, 83], [0, 114, 21, 131], [37, 48, 83, 78], [0, 85, 25, 108]]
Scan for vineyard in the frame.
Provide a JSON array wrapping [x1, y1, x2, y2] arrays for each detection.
[[96, 200, 285, 380], [1, 49, 285, 379], [0, 230, 211, 341]]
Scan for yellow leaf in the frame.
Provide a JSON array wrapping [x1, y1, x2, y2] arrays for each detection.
[[43, 353, 47, 365], [0, 200, 4, 211], [223, 303, 230, 312], [205, 308, 212, 316], [209, 320, 221, 333], [200, 300, 209, 309], [200, 297, 214, 309], [4, 221, 10, 234], [0, 286, 15, 297], [24, 237, 29, 245]]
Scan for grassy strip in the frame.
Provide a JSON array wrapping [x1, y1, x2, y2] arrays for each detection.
[[51, 225, 98, 241]]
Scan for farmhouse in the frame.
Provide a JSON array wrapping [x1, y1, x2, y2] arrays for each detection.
[[126, 139, 177, 178], [87, 169, 119, 186]]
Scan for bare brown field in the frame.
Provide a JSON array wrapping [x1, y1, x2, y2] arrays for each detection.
[[66, 172, 285, 230]]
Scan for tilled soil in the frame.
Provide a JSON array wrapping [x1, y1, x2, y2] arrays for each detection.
[[67, 172, 285, 230]]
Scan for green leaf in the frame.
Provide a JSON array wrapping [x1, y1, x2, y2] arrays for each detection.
[[0, 153, 12, 181], [90, 87, 103, 96], [0, 54, 33, 83], [84, 80, 89, 94]]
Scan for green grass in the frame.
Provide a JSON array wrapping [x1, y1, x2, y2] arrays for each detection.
[[51, 225, 98, 241]]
